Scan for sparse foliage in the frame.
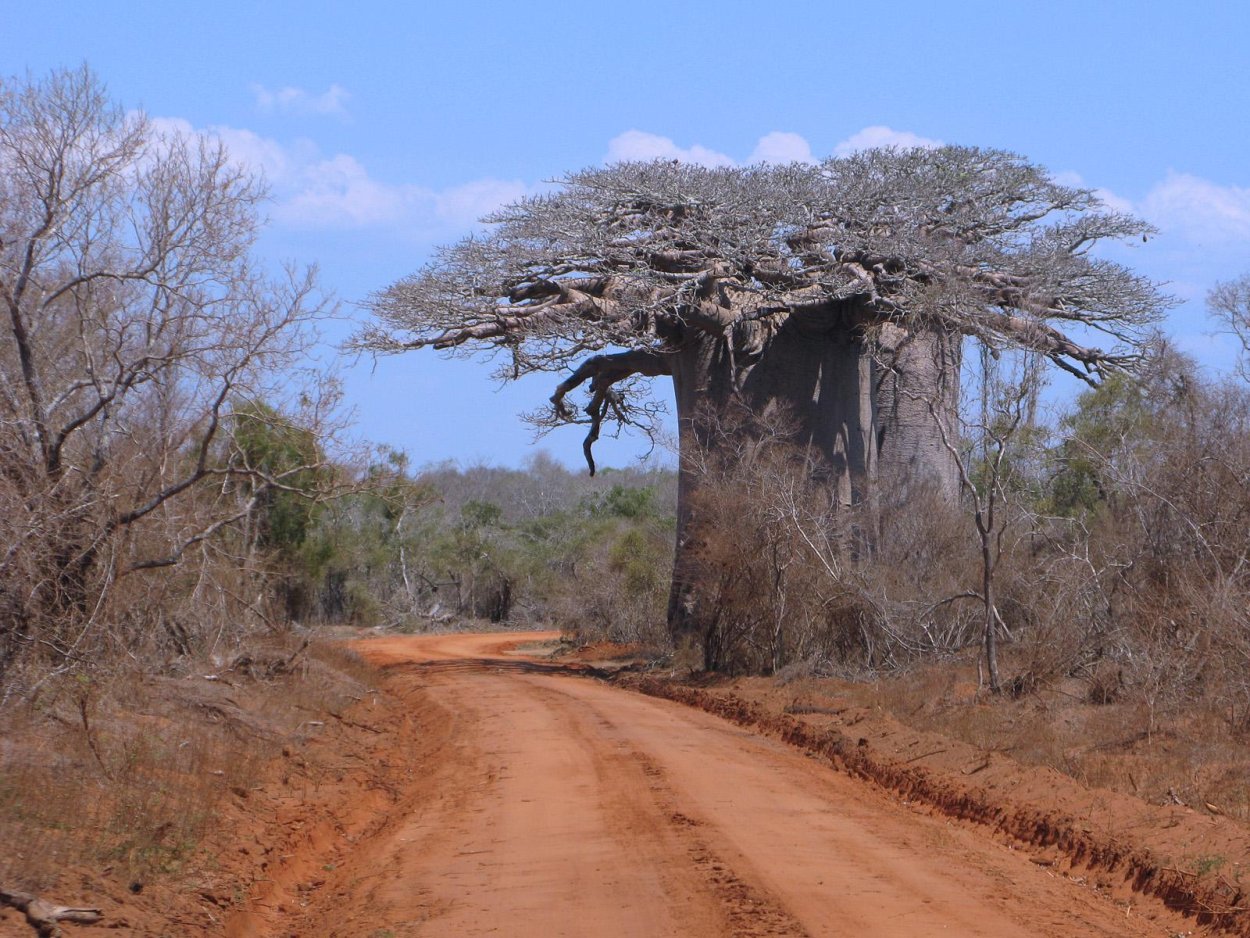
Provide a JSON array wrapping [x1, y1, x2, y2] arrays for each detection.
[[0, 67, 332, 690], [922, 349, 1046, 693], [1048, 349, 1250, 729], [364, 151, 1160, 409], [683, 404, 981, 674], [1209, 273, 1250, 379]]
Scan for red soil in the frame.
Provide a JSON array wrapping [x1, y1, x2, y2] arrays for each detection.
[[9, 630, 1245, 937]]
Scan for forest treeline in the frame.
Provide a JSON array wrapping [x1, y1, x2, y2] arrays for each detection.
[[273, 454, 675, 642]]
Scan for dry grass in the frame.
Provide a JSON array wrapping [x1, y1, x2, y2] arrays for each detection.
[[0, 633, 375, 894], [807, 651, 1250, 827]]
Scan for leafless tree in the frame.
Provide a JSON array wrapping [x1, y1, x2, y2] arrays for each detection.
[[918, 349, 1046, 693], [0, 67, 331, 685], [359, 148, 1166, 649], [1209, 274, 1250, 380]]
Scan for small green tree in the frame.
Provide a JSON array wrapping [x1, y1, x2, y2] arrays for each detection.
[[231, 400, 334, 619], [1045, 369, 1164, 518]]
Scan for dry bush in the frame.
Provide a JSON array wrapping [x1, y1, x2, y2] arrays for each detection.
[[685, 405, 985, 675], [0, 67, 336, 698], [0, 634, 373, 893], [547, 521, 671, 649], [1057, 361, 1250, 731], [848, 353, 1244, 724], [987, 521, 1120, 695], [0, 502, 302, 704], [823, 653, 1250, 825], [678, 364, 1249, 711], [664, 348, 1250, 818]]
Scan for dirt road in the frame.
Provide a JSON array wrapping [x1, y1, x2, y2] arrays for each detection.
[[286, 632, 1171, 937]]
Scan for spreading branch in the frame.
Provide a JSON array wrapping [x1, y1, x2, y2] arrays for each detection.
[[547, 348, 673, 473], [359, 147, 1168, 465]]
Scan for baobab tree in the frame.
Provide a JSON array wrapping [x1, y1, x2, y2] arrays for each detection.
[[359, 148, 1165, 649]]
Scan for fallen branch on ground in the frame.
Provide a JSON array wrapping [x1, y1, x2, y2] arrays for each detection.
[[0, 888, 102, 937]]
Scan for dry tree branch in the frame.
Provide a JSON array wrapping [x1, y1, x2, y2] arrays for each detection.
[[0, 887, 102, 937]]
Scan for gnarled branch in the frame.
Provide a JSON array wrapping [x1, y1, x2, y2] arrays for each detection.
[[550, 348, 673, 474]]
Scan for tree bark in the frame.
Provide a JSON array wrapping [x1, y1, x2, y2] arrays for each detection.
[[873, 321, 963, 503], [664, 308, 963, 655]]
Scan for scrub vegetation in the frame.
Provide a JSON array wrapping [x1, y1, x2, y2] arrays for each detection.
[[4, 65, 1250, 933]]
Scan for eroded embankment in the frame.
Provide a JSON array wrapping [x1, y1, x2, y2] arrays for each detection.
[[619, 673, 1250, 936]]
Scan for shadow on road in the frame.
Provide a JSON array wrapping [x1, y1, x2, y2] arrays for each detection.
[[381, 656, 632, 680]]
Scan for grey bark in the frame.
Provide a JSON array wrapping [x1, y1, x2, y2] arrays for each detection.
[[873, 321, 963, 503], [664, 305, 962, 650]]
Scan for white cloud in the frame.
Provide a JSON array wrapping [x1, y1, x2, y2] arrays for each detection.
[[606, 130, 735, 168], [1139, 171, 1250, 244], [435, 179, 535, 228], [273, 156, 533, 231], [833, 125, 943, 156], [151, 114, 529, 233], [1092, 187, 1136, 215], [251, 83, 351, 119], [1051, 170, 1135, 215], [146, 114, 199, 148], [606, 130, 816, 167], [1059, 169, 1250, 245], [278, 170, 536, 231], [747, 131, 815, 165], [149, 115, 300, 182], [278, 153, 414, 227], [606, 126, 943, 169]]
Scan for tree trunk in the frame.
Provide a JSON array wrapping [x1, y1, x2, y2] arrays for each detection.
[[665, 310, 962, 657], [873, 321, 963, 503], [982, 539, 1002, 694]]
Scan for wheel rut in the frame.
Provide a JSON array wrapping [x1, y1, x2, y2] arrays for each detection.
[[537, 684, 810, 938], [278, 631, 1181, 937]]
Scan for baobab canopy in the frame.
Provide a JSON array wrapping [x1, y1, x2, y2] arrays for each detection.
[[360, 146, 1165, 478]]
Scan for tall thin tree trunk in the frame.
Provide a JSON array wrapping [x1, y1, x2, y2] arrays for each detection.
[[982, 536, 1001, 693]]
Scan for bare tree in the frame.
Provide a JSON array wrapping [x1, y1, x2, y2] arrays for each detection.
[[359, 149, 1166, 650], [1209, 274, 1250, 380], [917, 348, 1046, 693], [0, 67, 330, 684]]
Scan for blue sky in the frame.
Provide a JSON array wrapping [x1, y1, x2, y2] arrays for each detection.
[[8, 1, 1250, 469]]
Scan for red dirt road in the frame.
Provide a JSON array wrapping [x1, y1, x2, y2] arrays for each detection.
[[287, 632, 1173, 937]]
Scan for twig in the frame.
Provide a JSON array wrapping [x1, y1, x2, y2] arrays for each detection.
[[962, 757, 992, 775], [77, 695, 111, 779], [903, 747, 948, 764]]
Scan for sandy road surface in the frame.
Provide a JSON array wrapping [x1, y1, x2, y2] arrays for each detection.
[[290, 632, 1167, 937]]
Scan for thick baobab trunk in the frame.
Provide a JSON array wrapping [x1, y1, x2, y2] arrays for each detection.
[[873, 321, 963, 503], [664, 310, 962, 659]]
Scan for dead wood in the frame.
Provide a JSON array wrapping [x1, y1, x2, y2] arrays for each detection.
[[0, 887, 102, 937]]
